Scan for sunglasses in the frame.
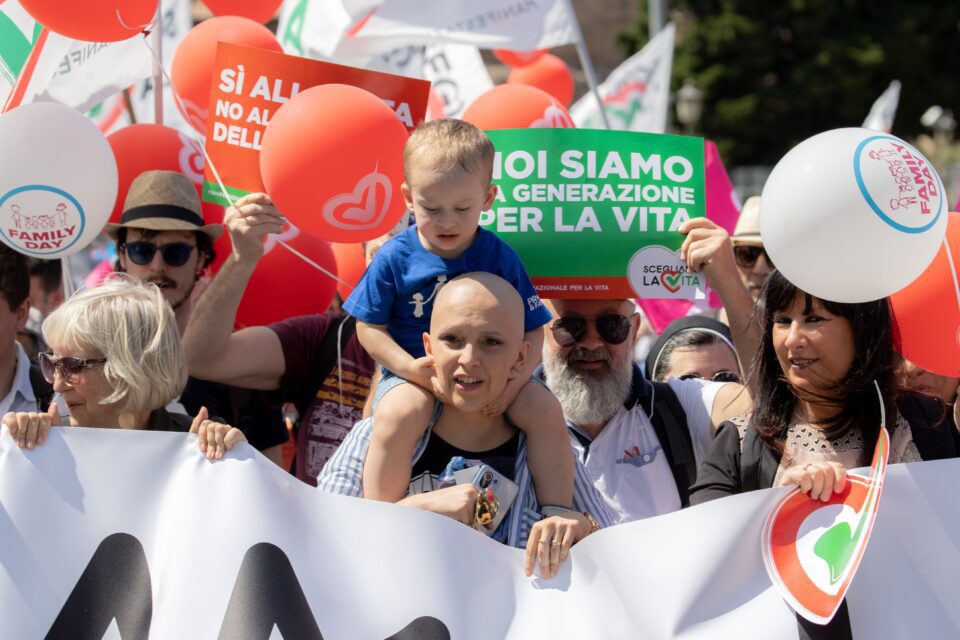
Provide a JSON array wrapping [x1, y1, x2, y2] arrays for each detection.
[[550, 314, 634, 347], [39, 352, 107, 383], [734, 245, 774, 269], [678, 371, 742, 383], [124, 241, 196, 267]]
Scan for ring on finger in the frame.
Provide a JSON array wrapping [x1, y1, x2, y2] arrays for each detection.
[[550, 540, 562, 548]]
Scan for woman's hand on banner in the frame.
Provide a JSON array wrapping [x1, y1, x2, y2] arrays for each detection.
[[2, 402, 60, 449]]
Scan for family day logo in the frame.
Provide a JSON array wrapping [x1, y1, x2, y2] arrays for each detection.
[[322, 166, 393, 232], [762, 402, 890, 624], [0, 186, 84, 256], [855, 136, 945, 234], [627, 245, 706, 300]]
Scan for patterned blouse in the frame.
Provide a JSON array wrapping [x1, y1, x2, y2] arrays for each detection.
[[727, 413, 922, 487]]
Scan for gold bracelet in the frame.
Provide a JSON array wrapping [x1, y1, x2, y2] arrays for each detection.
[[581, 511, 601, 534]]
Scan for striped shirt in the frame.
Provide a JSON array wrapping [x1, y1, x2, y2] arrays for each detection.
[[317, 406, 615, 549]]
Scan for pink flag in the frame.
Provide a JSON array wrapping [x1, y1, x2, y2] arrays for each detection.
[[637, 141, 740, 333]]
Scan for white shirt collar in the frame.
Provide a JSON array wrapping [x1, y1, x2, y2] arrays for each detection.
[[0, 342, 37, 415]]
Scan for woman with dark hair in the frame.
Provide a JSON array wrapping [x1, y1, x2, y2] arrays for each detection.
[[690, 269, 920, 505]]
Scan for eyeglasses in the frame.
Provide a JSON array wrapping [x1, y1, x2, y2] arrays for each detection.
[[123, 241, 196, 267], [678, 371, 742, 383], [39, 352, 107, 383], [550, 314, 634, 347], [734, 245, 775, 269]]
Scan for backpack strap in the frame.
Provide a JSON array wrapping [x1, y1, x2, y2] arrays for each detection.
[[739, 425, 780, 491], [28, 363, 54, 410], [648, 381, 697, 506], [297, 315, 357, 418]]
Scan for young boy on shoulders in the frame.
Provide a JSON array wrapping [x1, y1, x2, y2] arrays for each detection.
[[343, 119, 574, 512]]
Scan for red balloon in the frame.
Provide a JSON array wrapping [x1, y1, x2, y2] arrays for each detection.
[[330, 242, 366, 301], [228, 224, 338, 328], [891, 212, 960, 378], [260, 84, 409, 244], [202, 0, 282, 24], [463, 84, 575, 129], [106, 124, 224, 228], [170, 16, 282, 133], [425, 88, 447, 122], [19, 0, 157, 42], [493, 49, 548, 68], [507, 53, 574, 107]]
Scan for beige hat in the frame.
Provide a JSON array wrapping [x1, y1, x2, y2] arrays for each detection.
[[104, 170, 223, 241], [732, 195, 762, 246]]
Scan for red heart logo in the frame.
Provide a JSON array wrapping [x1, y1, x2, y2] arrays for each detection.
[[322, 170, 392, 231], [661, 270, 683, 293]]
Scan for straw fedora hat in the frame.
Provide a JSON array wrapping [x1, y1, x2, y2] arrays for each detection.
[[732, 195, 762, 246], [104, 170, 223, 241]]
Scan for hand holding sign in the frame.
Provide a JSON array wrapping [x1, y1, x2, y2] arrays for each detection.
[[0, 103, 116, 259], [260, 84, 409, 244], [761, 128, 947, 303]]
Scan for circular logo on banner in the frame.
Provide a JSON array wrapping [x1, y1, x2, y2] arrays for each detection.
[[854, 135, 945, 234], [0, 185, 86, 257], [627, 245, 707, 300]]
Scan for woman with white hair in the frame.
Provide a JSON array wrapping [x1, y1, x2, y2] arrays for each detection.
[[2, 275, 244, 457]]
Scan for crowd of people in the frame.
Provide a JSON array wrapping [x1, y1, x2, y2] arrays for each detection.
[[2, 119, 958, 603]]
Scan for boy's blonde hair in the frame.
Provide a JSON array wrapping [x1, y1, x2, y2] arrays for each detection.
[[403, 119, 495, 185]]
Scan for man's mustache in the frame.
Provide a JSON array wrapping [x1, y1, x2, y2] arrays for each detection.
[[566, 346, 612, 365]]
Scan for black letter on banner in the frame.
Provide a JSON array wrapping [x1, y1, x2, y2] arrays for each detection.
[[218, 542, 323, 639], [384, 616, 451, 640], [46, 533, 152, 639]]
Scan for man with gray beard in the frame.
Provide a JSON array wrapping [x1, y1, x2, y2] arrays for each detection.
[[528, 220, 757, 524]]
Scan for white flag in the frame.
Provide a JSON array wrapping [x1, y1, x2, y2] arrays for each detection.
[[862, 80, 901, 133], [278, 0, 577, 60], [422, 44, 494, 118], [570, 22, 675, 133]]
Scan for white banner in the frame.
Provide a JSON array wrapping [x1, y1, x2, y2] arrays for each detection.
[[2, 427, 959, 638], [570, 22, 675, 133], [277, 0, 576, 60], [862, 80, 901, 133], [422, 44, 494, 118]]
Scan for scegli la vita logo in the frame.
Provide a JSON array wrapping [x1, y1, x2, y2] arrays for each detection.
[[761, 383, 890, 624]]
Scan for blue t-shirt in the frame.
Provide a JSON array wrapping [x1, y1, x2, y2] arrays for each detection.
[[343, 225, 552, 358]]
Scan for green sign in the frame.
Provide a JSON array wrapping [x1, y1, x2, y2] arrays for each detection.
[[481, 128, 706, 299]]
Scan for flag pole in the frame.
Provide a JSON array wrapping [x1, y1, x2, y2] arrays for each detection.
[[152, 3, 164, 124], [564, 0, 610, 129], [2, 26, 50, 114]]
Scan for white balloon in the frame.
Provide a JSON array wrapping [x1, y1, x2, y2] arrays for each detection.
[[0, 102, 118, 259], [761, 128, 947, 302]]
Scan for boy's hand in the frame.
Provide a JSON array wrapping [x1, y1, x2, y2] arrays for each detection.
[[405, 355, 435, 390], [482, 374, 526, 417]]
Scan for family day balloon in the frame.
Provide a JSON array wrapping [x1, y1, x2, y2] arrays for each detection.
[[0, 103, 117, 258], [493, 49, 548, 68], [260, 84, 410, 244], [891, 212, 960, 378], [202, 0, 283, 24], [507, 53, 574, 107], [19, 0, 157, 42], [761, 128, 947, 303], [107, 124, 224, 226], [170, 16, 283, 133], [462, 84, 575, 129]]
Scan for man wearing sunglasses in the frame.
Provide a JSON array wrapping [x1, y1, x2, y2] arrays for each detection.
[[530, 218, 757, 524], [105, 170, 289, 466], [731, 196, 774, 300]]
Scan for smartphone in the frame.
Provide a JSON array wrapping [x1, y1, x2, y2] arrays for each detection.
[[451, 464, 520, 535]]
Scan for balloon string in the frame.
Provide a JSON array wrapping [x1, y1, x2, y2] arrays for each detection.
[[138, 36, 347, 285], [944, 235, 960, 316]]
